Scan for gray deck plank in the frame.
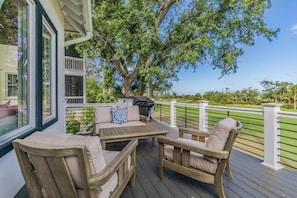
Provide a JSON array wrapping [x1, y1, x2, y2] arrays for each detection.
[[137, 142, 179, 198], [230, 150, 296, 197], [140, 139, 208, 198]]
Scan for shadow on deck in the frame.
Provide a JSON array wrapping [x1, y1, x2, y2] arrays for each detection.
[[16, 122, 297, 198]]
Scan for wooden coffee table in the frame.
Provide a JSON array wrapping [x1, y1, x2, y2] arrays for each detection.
[[99, 123, 168, 149]]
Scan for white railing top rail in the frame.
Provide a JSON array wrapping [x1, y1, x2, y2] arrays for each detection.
[[278, 111, 297, 119], [66, 103, 118, 108], [154, 101, 263, 115], [207, 105, 263, 115], [155, 101, 171, 105], [67, 101, 297, 119], [176, 102, 200, 108]]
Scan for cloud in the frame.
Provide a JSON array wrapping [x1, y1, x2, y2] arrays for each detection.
[[291, 24, 297, 35], [286, 72, 297, 76]]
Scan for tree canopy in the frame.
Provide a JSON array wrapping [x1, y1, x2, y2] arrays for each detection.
[[76, 0, 278, 97], [0, 0, 18, 45]]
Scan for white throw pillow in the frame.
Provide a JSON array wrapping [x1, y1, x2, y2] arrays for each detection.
[[111, 107, 128, 124]]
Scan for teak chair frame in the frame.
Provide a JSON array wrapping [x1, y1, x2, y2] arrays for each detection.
[[158, 121, 242, 198], [13, 139, 138, 198]]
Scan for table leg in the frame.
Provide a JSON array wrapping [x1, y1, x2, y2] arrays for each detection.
[[152, 137, 156, 146], [101, 141, 106, 150]]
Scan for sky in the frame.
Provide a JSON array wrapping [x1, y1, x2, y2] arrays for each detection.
[[172, 0, 297, 95]]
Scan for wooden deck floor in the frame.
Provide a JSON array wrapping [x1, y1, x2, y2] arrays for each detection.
[[16, 122, 297, 198], [119, 122, 297, 198]]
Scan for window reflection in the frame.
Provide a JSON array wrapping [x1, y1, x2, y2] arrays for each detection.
[[0, 0, 29, 136], [42, 22, 51, 120], [42, 17, 55, 122]]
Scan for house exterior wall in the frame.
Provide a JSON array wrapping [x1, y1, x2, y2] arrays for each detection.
[[0, 45, 18, 105], [0, 1, 65, 197]]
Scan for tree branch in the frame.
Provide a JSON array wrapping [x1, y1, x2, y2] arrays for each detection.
[[156, 0, 177, 27]]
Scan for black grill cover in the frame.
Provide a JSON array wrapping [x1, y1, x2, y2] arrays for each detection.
[[127, 96, 154, 117]]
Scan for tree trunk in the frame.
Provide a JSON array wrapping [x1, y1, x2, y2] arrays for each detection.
[[101, 66, 105, 95], [294, 92, 296, 110], [148, 80, 154, 98], [137, 87, 145, 96], [120, 68, 140, 96], [122, 79, 135, 97], [122, 85, 134, 97]]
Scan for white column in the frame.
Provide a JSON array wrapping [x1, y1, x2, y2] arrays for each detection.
[[170, 99, 176, 127], [64, 99, 68, 132], [83, 55, 87, 104], [261, 103, 282, 170], [199, 100, 209, 131]]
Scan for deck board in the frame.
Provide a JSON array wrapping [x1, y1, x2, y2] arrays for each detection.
[[16, 122, 297, 198]]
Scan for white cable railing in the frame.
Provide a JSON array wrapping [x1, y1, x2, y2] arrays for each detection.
[[64, 100, 297, 172], [153, 100, 297, 172]]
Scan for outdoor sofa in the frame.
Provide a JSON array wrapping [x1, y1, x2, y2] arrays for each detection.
[[93, 105, 148, 136]]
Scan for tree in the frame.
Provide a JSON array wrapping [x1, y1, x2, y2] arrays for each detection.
[[275, 81, 292, 102], [77, 0, 278, 97], [86, 78, 101, 103], [0, 0, 18, 45], [260, 80, 278, 102], [260, 80, 292, 102], [240, 87, 260, 104], [290, 84, 297, 110]]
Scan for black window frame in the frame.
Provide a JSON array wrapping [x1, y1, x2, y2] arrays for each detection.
[[36, 3, 58, 130]]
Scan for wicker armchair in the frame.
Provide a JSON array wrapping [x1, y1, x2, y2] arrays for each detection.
[[158, 118, 242, 198], [13, 132, 138, 198]]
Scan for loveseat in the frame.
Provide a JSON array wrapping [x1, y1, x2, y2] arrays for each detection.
[[93, 105, 148, 136]]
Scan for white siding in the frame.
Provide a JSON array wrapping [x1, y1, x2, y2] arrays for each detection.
[[40, 0, 66, 133]]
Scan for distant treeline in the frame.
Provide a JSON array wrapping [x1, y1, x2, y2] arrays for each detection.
[[155, 80, 297, 110]]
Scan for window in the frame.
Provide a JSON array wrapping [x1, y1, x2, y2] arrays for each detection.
[[65, 75, 84, 97], [41, 16, 57, 124], [0, 0, 58, 156], [0, 0, 31, 146], [6, 73, 18, 97]]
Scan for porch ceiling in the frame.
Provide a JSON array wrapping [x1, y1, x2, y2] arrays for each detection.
[[58, 0, 92, 35]]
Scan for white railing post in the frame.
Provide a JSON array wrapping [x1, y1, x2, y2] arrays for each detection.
[[199, 100, 209, 131], [170, 99, 177, 127], [150, 98, 155, 119], [261, 103, 282, 170], [126, 99, 134, 106], [117, 98, 133, 106]]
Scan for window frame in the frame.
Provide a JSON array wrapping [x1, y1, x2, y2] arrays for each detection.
[[0, 0, 58, 157], [65, 75, 84, 97], [35, 2, 58, 130], [0, 0, 36, 155], [5, 73, 18, 98], [41, 15, 57, 125]]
